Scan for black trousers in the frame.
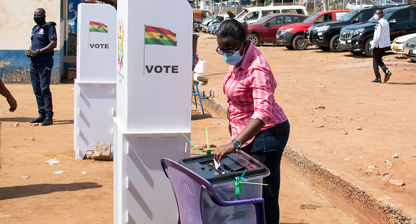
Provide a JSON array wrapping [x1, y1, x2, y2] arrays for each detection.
[[373, 47, 389, 78], [30, 59, 54, 118], [241, 120, 290, 224]]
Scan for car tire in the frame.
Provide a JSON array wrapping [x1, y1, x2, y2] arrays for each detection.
[[285, 45, 294, 50], [365, 38, 373, 57], [292, 35, 307, 50], [330, 34, 343, 52], [319, 46, 330, 51], [248, 33, 260, 46]]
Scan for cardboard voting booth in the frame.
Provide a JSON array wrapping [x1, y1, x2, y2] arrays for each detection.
[[114, 0, 192, 223], [74, 3, 117, 160]]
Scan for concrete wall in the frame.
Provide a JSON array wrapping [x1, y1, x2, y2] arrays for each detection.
[[0, 0, 63, 83]]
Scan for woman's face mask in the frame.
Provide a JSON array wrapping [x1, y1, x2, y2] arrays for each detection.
[[222, 51, 244, 65], [373, 14, 379, 20], [216, 42, 245, 65]]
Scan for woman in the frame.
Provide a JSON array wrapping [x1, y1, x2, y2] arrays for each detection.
[[213, 19, 290, 224]]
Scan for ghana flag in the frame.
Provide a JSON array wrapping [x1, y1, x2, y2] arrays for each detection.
[[145, 25, 177, 46], [89, 21, 108, 33]]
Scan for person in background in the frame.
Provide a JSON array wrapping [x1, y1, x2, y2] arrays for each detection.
[[25, 8, 57, 126], [213, 19, 290, 224], [370, 9, 392, 83], [0, 79, 17, 112]]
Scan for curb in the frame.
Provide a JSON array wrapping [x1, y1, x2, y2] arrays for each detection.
[[203, 96, 415, 224]]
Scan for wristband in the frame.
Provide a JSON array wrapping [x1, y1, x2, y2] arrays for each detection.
[[36, 49, 40, 55]]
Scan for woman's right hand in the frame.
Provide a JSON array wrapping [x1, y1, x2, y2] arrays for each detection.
[[213, 142, 235, 162]]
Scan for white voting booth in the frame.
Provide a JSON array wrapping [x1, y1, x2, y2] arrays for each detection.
[[74, 3, 117, 160], [114, 0, 192, 223]]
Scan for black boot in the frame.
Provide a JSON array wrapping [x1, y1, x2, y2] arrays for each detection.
[[372, 77, 381, 83], [384, 70, 392, 83], [41, 117, 53, 126], [30, 115, 45, 123]]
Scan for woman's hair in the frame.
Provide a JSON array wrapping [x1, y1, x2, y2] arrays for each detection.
[[216, 19, 247, 42]]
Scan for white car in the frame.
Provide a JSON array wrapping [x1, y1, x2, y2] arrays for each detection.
[[346, 0, 374, 10], [391, 33, 416, 54], [235, 5, 308, 24]]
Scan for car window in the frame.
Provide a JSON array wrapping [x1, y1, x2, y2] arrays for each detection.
[[262, 10, 272, 17], [360, 10, 375, 22], [298, 16, 307, 22], [268, 16, 284, 25], [391, 8, 410, 23], [272, 10, 281, 14], [296, 9, 305, 14], [315, 13, 332, 23], [284, 16, 295, 23], [282, 9, 298, 14], [245, 11, 259, 21], [335, 12, 347, 20]]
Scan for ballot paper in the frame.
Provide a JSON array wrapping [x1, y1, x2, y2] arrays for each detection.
[[214, 158, 220, 170]]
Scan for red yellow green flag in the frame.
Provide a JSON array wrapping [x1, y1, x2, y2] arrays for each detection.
[[89, 21, 108, 33], [145, 25, 177, 46]]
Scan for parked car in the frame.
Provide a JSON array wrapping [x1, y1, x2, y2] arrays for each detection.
[[391, 33, 416, 54], [247, 13, 308, 45], [346, 0, 375, 10], [201, 15, 229, 32], [208, 22, 222, 34], [306, 7, 385, 52], [235, 5, 308, 24], [276, 10, 350, 50], [403, 36, 416, 62], [339, 5, 416, 57]]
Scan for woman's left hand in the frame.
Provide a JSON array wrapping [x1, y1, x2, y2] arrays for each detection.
[[213, 142, 235, 162]]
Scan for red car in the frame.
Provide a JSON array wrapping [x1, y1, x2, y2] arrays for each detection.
[[276, 10, 350, 50], [247, 13, 308, 46]]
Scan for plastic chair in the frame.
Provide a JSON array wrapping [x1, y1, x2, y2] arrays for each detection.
[[160, 158, 266, 224]]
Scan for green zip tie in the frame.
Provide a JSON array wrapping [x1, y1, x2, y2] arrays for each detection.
[[241, 181, 268, 186], [181, 133, 203, 155]]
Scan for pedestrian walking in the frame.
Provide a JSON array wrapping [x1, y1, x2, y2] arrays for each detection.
[[25, 8, 57, 125], [213, 19, 290, 224], [370, 9, 392, 83]]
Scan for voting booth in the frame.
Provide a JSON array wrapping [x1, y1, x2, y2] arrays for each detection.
[[114, 0, 192, 223], [74, 3, 117, 160]]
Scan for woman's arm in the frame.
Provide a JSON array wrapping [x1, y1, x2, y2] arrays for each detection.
[[214, 118, 264, 162]]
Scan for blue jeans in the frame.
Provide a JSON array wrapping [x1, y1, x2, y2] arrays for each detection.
[[241, 120, 290, 224], [30, 60, 53, 118]]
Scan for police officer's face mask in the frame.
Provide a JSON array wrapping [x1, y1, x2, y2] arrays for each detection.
[[34, 16, 45, 25]]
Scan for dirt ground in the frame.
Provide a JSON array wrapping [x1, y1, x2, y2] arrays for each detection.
[[0, 32, 415, 223]]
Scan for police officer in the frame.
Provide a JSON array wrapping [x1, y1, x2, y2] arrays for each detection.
[[25, 8, 57, 126]]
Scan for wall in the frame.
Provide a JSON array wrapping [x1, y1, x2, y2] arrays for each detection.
[[0, 0, 63, 83]]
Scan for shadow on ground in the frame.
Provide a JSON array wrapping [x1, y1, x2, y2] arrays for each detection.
[[0, 117, 73, 125], [0, 117, 33, 122], [388, 82, 416, 85], [191, 112, 211, 120], [0, 182, 102, 200]]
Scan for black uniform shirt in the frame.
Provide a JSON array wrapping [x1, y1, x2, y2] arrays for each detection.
[[31, 22, 57, 62]]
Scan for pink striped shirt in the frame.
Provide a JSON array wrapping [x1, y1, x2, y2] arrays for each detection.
[[223, 42, 287, 147]]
